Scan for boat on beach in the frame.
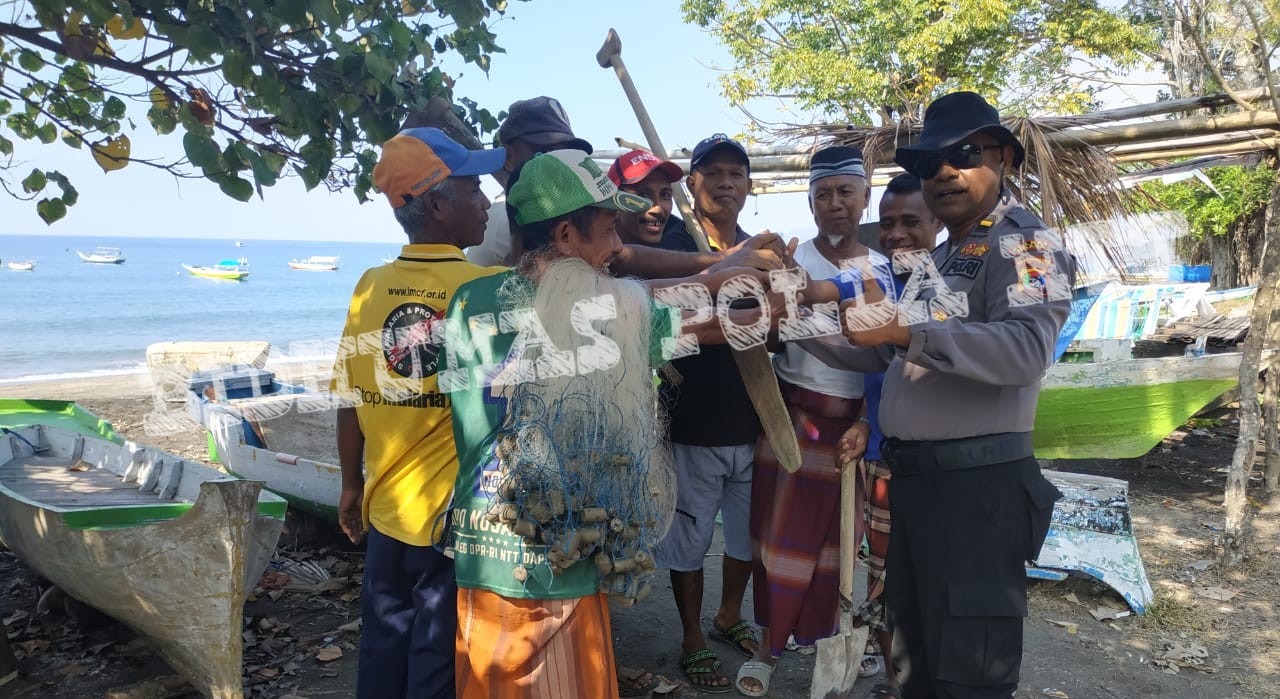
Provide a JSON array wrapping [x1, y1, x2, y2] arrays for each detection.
[[183, 258, 251, 281], [188, 380, 341, 521], [5, 260, 34, 271], [288, 255, 340, 271], [0, 399, 286, 699], [76, 247, 126, 264]]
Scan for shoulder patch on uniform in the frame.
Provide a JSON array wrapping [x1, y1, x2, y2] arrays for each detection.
[[1004, 207, 1046, 229], [958, 241, 990, 257]]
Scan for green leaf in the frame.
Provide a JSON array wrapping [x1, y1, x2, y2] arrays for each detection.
[[61, 131, 82, 149], [183, 131, 221, 168], [295, 163, 324, 190], [219, 176, 254, 201], [37, 198, 68, 224], [0, 135, 12, 156], [223, 53, 251, 85], [148, 106, 177, 135], [49, 172, 80, 206], [0, 100, 10, 116], [103, 96, 127, 120], [21, 169, 47, 194], [246, 148, 279, 188], [35, 122, 57, 144], [18, 49, 44, 72]]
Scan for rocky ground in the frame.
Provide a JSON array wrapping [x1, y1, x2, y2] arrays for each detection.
[[1, 376, 1276, 698]]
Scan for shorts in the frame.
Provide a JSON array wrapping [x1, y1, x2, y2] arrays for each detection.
[[657, 443, 754, 571]]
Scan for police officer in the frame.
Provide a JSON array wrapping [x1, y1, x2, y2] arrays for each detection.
[[803, 91, 1070, 699]]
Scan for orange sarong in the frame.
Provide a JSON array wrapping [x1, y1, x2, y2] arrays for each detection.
[[456, 588, 619, 699]]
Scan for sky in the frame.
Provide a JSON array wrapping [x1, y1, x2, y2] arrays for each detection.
[[0, 1, 828, 244]]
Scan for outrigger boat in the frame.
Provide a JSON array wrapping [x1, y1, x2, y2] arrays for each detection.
[[288, 255, 340, 271], [182, 258, 250, 281], [5, 260, 34, 271], [0, 399, 286, 699], [76, 247, 126, 264]]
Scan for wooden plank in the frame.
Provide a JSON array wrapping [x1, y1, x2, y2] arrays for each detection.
[[0, 457, 164, 508]]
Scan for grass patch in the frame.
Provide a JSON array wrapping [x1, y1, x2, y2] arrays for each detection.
[[1139, 593, 1209, 632], [1186, 417, 1223, 429]]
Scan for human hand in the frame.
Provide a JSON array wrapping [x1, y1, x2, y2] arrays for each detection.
[[338, 486, 365, 545], [712, 232, 786, 272], [839, 274, 909, 347], [838, 421, 870, 467]]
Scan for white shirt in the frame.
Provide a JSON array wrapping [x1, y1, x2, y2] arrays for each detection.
[[465, 193, 512, 267], [773, 239, 887, 399]]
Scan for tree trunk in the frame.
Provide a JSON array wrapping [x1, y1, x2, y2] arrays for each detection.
[[1266, 366, 1280, 494], [1224, 172, 1280, 566]]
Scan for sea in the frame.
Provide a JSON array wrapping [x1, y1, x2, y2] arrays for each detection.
[[0, 235, 404, 383]]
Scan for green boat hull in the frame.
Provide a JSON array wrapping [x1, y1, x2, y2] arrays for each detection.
[[1033, 353, 1242, 460]]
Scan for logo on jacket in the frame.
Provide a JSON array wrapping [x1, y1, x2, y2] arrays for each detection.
[[383, 302, 444, 379]]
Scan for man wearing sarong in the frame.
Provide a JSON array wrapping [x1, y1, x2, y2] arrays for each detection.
[[332, 127, 506, 699], [444, 150, 781, 698], [802, 92, 1069, 699], [737, 145, 885, 696], [836, 172, 945, 699]]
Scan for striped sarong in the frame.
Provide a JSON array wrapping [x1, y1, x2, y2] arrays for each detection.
[[456, 589, 619, 699], [860, 458, 892, 632], [751, 381, 863, 657]]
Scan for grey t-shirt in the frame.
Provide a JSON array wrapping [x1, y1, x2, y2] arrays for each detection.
[[802, 190, 1074, 440]]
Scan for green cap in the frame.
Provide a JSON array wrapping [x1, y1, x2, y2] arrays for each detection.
[[508, 150, 652, 225]]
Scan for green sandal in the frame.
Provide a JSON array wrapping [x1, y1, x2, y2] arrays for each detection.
[[679, 648, 731, 694], [709, 619, 759, 659]]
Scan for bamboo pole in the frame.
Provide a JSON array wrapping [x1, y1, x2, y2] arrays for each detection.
[[1050, 111, 1280, 149], [1108, 129, 1280, 154], [1223, 170, 1280, 566], [1111, 138, 1280, 163], [1266, 364, 1279, 495], [1054, 88, 1271, 125]]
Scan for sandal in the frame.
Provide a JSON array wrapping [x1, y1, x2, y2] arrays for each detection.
[[859, 654, 883, 678], [734, 659, 775, 697], [870, 682, 903, 698], [679, 648, 731, 694], [617, 664, 659, 697], [709, 619, 759, 659]]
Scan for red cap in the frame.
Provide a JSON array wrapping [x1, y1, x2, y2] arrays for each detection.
[[607, 149, 684, 186]]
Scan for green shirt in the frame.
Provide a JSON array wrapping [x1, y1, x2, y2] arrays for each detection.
[[445, 270, 676, 599]]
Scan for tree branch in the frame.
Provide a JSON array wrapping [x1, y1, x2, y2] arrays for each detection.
[[1171, 0, 1258, 111], [1242, 3, 1280, 116]]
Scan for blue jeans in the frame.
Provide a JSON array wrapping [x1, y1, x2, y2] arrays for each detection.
[[357, 526, 457, 699]]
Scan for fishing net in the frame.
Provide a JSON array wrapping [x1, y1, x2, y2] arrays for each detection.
[[483, 257, 676, 606]]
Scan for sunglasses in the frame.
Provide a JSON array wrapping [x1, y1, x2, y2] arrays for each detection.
[[905, 143, 1000, 180]]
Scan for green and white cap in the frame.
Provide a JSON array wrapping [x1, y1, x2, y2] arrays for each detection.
[[508, 150, 652, 225]]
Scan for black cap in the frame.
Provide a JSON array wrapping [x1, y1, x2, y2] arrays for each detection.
[[690, 133, 750, 173], [894, 91, 1025, 171], [496, 96, 593, 154]]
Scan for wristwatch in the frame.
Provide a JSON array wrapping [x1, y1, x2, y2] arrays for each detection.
[[857, 416, 871, 425]]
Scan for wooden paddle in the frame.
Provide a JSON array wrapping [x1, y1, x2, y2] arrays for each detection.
[[595, 28, 802, 473]]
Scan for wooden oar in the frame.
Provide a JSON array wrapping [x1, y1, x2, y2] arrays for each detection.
[[595, 28, 802, 473]]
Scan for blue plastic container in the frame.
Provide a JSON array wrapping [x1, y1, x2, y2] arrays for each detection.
[[1168, 265, 1187, 282], [1185, 265, 1211, 282]]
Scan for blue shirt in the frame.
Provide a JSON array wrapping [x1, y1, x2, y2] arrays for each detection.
[[828, 264, 904, 461]]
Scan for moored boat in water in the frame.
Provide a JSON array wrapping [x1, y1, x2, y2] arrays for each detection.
[[288, 255, 340, 271], [76, 247, 126, 264], [183, 258, 251, 281]]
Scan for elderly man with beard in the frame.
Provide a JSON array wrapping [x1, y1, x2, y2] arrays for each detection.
[[736, 145, 886, 696], [802, 92, 1070, 699], [444, 150, 783, 699]]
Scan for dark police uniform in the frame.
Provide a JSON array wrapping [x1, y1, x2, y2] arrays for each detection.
[[804, 189, 1069, 699]]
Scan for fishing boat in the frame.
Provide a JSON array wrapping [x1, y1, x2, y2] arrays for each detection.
[[5, 260, 34, 271], [288, 255, 340, 271], [76, 247, 126, 264], [0, 399, 286, 699], [182, 258, 250, 281], [235, 241, 246, 248], [197, 394, 342, 521]]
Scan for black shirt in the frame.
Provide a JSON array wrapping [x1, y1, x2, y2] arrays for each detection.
[[658, 222, 761, 446]]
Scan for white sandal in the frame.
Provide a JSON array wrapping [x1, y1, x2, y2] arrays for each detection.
[[735, 659, 775, 697]]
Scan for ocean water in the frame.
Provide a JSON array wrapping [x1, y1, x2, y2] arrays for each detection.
[[0, 235, 403, 382]]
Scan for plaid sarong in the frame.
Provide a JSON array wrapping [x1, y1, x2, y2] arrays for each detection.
[[751, 381, 863, 657]]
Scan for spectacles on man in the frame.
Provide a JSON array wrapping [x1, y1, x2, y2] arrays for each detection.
[[904, 142, 1001, 180]]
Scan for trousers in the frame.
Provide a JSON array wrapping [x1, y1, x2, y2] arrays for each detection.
[[885, 454, 1060, 699], [357, 526, 458, 699]]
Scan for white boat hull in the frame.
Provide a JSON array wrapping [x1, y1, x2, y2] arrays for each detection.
[[6, 261, 34, 271], [0, 425, 284, 699]]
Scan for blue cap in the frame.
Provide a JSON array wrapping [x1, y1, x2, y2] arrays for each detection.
[[690, 133, 750, 173], [373, 127, 506, 208]]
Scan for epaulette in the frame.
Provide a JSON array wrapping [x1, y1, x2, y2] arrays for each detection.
[[1004, 206, 1047, 230]]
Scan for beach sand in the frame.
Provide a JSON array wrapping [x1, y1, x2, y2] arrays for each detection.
[[0, 374, 1274, 698]]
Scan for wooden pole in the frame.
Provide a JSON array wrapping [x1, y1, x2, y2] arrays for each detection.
[[1224, 170, 1280, 566], [1266, 364, 1280, 495], [1051, 110, 1280, 149], [1057, 87, 1271, 125]]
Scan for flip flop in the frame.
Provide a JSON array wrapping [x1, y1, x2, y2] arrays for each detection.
[[870, 683, 903, 698], [709, 619, 759, 659], [734, 659, 775, 697], [617, 664, 659, 697], [679, 648, 731, 694]]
